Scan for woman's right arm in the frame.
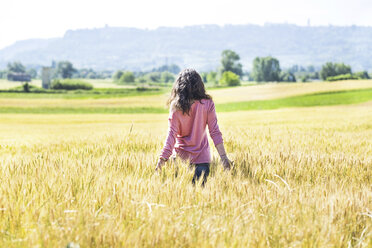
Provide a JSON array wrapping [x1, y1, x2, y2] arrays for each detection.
[[156, 110, 179, 170]]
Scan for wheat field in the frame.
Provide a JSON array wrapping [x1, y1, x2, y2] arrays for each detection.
[[1, 97, 371, 247], [1, 81, 372, 247]]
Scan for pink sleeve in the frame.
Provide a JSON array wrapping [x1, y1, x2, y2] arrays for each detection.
[[159, 110, 179, 160], [207, 100, 223, 146]]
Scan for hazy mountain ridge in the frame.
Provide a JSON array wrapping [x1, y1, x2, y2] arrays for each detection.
[[1, 24, 372, 71]]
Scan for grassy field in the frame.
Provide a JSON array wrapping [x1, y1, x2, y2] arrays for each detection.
[[1, 88, 372, 114], [208, 79, 372, 102], [0, 79, 42, 89], [1, 80, 372, 113], [0, 79, 137, 89], [0, 81, 371, 247]]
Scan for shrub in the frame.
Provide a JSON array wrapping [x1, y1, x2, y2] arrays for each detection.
[[135, 86, 160, 92], [23, 82, 30, 92], [51, 79, 93, 90], [326, 74, 359, 82], [301, 75, 310, 82], [353, 71, 370, 79], [219, 71, 241, 86]]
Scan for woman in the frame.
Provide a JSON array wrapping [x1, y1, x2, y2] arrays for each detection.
[[156, 68, 232, 185]]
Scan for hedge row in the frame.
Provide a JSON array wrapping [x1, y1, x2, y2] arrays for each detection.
[[51, 79, 93, 90], [326, 74, 360, 82]]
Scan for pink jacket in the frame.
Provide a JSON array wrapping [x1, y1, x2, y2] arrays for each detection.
[[160, 98, 223, 164]]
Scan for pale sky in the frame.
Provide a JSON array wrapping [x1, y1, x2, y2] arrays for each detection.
[[1, 0, 372, 49]]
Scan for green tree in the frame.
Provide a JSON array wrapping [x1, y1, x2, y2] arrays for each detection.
[[86, 72, 97, 79], [113, 70, 124, 81], [281, 71, 296, 82], [220, 50, 243, 76], [219, 71, 240, 86], [301, 75, 310, 82], [251, 56, 281, 82], [335, 63, 352, 75], [136, 76, 147, 83], [290, 65, 299, 73], [320, 62, 352, 80], [57, 61, 77, 79], [153, 64, 181, 74], [7, 61, 26, 73], [200, 72, 208, 83], [206, 71, 218, 84], [307, 65, 315, 73], [314, 72, 320, 79], [146, 72, 162, 82], [119, 71, 135, 83], [161, 71, 175, 83]]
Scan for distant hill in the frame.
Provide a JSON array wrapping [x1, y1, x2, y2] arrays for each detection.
[[1, 24, 372, 71]]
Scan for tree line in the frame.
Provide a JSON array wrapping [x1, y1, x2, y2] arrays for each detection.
[[125, 50, 369, 86], [209, 50, 370, 84], [2, 51, 370, 85], [1, 61, 113, 81]]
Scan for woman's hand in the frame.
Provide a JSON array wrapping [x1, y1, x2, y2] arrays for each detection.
[[221, 155, 233, 170], [155, 158, 166, 171], [215, 143, 232, 170]]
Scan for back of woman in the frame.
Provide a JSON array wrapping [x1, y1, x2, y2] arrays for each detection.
[[164, 98, 223, 164], [156, 69, 232, 186]]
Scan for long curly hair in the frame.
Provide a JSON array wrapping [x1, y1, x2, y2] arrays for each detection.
[[168, 68, 212, 115]]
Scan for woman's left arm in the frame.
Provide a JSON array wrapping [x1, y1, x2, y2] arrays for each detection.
[[207, 100, 232, 170]]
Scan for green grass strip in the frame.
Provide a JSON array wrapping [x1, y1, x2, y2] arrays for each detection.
[[0, 87, 165, 99], [0, 107, 167, 114], [216, 88, 372, 112], [1, 88, 372, 114]]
